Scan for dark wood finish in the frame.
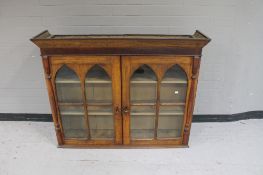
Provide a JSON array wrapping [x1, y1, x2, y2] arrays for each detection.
[[31, 30, 210, 148], [41, 56, 63, 145], [183, 56, 201, 145], [122, 56, 192, 145], [31, 30, 210, 56]]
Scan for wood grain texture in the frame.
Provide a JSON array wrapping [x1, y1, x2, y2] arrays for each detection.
[[31, 30, 210, 56], [42, 56, 63, 145], [31, 32, 210, 148], [122, 55, 192, 146], [183, 56, 201, 145]]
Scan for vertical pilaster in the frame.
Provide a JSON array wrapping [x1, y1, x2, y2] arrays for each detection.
[[42, 56, 64, 145], [183, 56, 201, 145]]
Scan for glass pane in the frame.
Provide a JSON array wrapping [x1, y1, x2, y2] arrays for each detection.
[[130, 106, 155, 139], [60, 106, 88, 139], [86, 83, 112, 103], [157, 115, 184, 138], [55, 66, 87, 139], [159, 106, 185, 115], [160, 65, 188, 104], [130, 65, 157, 104], [131, 105, 156, 114], [88, 106, 114, 140], [85, 65, 112, 104], [130, 65, 157, 140], [158, 106, 184, 138], [160, 83, 187, 103], [158, 65, 188, 139], [85, 65, 114, 140], [55, 66, 82, 103]]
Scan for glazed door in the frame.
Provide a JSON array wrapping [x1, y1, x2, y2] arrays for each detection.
[[50, 56, 122, 145], [122, 56, 192, 145]]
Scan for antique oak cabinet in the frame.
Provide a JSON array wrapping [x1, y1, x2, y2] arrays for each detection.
[[31, 30, 210, 148]]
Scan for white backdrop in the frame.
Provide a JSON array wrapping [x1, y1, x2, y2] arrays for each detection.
[[0, 0, 262, 114]]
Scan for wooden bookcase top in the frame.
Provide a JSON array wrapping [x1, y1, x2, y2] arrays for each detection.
[[31, 30, 210, 56]]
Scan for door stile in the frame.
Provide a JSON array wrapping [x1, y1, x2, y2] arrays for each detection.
[[121, 57, 131, 145], [111, 57, 122, 144]]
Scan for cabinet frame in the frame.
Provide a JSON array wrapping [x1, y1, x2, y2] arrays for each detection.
[[122, 55, 193, 145], [32, 30, 210, 148], [48, 56, 122, 146]]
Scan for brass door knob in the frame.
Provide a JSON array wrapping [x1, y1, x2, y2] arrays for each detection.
[[122, 106, 129, 114], [115, 106, 120, 114]]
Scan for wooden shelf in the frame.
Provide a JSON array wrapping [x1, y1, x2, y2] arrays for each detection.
[[161, 80, 187, 84], [160, 102, 185, 106], [131, 112, 156, 116], [61, 111, 84, 116], [56, 79, 186, 84], [56, 80, 80, 84], [85, 80, 111, 84], [56, 80, 111, 84], [89, 112, 113, 116], [58, 102, 113, 106], [159, 112, 184, 116], [87, 102, 112, 106], [131, 102, 156, 106], [58, 102, 83, 106], [131, 112, 184, 116], [61, 111, 113, 116], [131, 80, 157, 84]]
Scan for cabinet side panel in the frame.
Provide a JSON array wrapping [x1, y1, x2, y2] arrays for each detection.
[[183, 56, 201, 145], [42, 56, 63, 145]]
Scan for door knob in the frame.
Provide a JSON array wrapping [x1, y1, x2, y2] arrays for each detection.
[[122, 106, 129, 114], [115, 106, 120, 114]]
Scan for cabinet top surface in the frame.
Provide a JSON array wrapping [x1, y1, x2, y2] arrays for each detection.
[[31, 30, 210, 56], [31, 30, 210, 41]]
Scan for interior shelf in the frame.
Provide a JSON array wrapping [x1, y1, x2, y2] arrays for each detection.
[[87, 100, 112, 105], [131, 112, 156, 116], [130, 112, 184, 116], [60, 111, 84, 116], [87, 102, 112, 106], [131, 102, 186, 106], [160, 102, 185, 106], [61, 111, 113, 116], [56, 80, 112, 84], [131, 80, 157, 84], [161, 80, 187, 84], [58, 102, 83, 106], [131, 99, 156, 105], [56, 80, 80, 84], [58, 102, 113, 106], [89, 112, 113, 116], [85, 80, 111, 84], [159, 112, 184, 115]]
